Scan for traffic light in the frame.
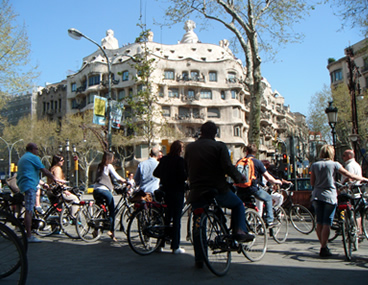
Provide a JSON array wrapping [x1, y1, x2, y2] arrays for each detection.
[[282, 154, 288, 163], [10, 163, 15, 173], [290, 164, 293, 173]]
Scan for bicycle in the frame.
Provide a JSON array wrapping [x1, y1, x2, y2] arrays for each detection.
[[279, 184, 316, 235], [0, 222, 28, 285], [76, 183, 133, 242], [192, 188, 266, 276], [329, 182, 359, 261], [240, 186, 289, 244]]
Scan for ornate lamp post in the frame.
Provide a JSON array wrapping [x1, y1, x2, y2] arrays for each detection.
[[0, 137, 23, 177], [68, 28, 112, 150], [325, 101, 338, 158]]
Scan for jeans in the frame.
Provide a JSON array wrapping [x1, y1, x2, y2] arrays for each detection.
[[313, 200, 336, 226], [191, 190, 247, 262], [93, 188, 115, 231], [237, 186, 274, 224]]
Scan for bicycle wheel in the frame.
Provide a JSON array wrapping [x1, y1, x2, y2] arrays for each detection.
[[59, 204, 79, 239], [199, 211, 231, 277], [34, 209, 60, 237], [127, 208, 165, 255], [271, 206, 288, 244], [0, 222, 28, 285], [186, 208, 193, 244], [76, 203, 102, 242], [242, 209, 267, 261], [117, 205, 134, 235], [0, 210, 28, 253], [342, 209, 358, 261], [289, 204, 315, 234], [362, 207, 368, 240]]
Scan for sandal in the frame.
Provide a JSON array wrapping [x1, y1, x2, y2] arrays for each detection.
[[107, 231, 118, 242]]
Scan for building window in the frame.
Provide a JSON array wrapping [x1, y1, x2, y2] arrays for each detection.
[[234, 125, 241, 137], [209, 71, 217, 82], [179, 107, 190, 119], [227, 72, 236, 82], [200, 90, 212, 99], [208, 107, 220, 118], [59, 99, 62, 111], [188, 89, 195, 99], [122, 70, 129, 81], [221, 91, 226, 100], [231, 90, 238, 99], [162, 106, 170, 117], [87, 93, 96, 104], [330, 69, 343, 83], [118, 90, 125, 100], [71, 83, 77, 92], [168, 88, 179, 98], [164, 70, 174, 80], [191, 70, 199, 80], [182, 71, 189, 81], [71, 99, 78, 109], [88, 75, 100, 86], [159, 86, 164, 97]]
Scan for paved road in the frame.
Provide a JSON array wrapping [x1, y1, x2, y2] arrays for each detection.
[[5, 196, 368, 285]]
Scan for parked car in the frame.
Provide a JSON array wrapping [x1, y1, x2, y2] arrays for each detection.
[[287, 178, 313, 211]]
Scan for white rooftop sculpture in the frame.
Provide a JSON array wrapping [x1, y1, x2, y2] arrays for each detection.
[[101, 29, 119, 49], [180, 20, 199, 44]]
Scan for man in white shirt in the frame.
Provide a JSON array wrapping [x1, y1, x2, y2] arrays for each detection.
[[341, 149, 362, 184]]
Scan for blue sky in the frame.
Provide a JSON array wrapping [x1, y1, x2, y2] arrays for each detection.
[[11, 0, 363, 117]]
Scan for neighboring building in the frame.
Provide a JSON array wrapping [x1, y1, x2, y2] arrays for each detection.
[[327, 38, 368, 93], [1, 86, 41, 125], [65, 21, 309, 165], [36, 80, 67, 123]]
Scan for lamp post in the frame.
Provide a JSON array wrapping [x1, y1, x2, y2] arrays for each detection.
[[59, 139, 71, 182], [0, 137, 23, 177], [68, 28, 112, 150], [346, 47, 362, 162], [325, 101, 338, 158]]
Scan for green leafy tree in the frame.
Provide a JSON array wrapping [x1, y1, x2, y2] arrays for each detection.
[[0, 0, 38, 96], [160, 0, 316, 146]]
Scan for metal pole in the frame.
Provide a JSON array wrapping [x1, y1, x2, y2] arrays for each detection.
[[0, 137, 23, 177]]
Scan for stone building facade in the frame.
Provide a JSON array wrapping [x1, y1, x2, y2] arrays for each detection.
[[46, 21, 308, 165]]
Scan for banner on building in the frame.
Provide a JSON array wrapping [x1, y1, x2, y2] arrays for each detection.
[[111, 100, 124, 129], [93, 96, 107, 126]]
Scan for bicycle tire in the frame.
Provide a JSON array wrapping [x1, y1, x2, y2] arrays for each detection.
[[242, 208, 268, 262], [118, 205, 134, 235], [0, 222, 28, 285], [362, 207, 368, 240], [341, 209, 353, 261], [0, 210, 28, 253], [76, 203, 102, 242], [127, 208, 165, 255], [199, 211, 231, 277], [59, 204, 79, 239], [271, 206, 288, 244], [289, 204, 315, 235], [34, 208, 60, 237]]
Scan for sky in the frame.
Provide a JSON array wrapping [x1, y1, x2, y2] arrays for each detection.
[[11, 0, 363, 117]]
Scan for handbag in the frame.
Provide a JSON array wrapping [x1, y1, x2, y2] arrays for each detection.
[[6, 174, 20, 194]]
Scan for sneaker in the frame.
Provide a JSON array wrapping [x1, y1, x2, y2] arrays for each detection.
[[34, 206, 45, 215], [28, 236, 42, 243], [173, 248, 185, 254], [319, 247, 333, 258]]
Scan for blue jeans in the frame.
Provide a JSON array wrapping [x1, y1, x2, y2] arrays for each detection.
[[237, 186, 274, 224], [191, 190, 247, 262], [93, 188, 115, 231], [313, 200, 336, 226]]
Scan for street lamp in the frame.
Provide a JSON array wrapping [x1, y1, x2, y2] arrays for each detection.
[[68, 28, 112, 150], [0, 137, 23, 177], [325, 101, 338, 157]]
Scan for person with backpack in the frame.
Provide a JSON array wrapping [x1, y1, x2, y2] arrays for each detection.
[[235, 144, 282, 228]]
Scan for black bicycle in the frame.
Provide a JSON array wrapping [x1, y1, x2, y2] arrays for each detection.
[[76, 183, 133, 242], [0, 222, 28, 285]]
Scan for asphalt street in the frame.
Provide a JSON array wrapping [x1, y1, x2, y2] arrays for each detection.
[[4, 195, 368, 285]]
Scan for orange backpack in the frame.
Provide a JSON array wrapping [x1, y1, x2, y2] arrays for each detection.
[[234, 157, 256, 188]]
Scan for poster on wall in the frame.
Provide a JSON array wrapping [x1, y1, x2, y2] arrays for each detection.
[[93, 96, 107, 126]]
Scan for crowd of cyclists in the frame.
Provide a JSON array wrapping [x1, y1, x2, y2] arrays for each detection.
[[2, 120, 368, 278]]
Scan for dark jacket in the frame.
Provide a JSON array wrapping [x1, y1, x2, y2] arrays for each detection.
[[184, 137, 243, 202], [153, 155, 187, 193]]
